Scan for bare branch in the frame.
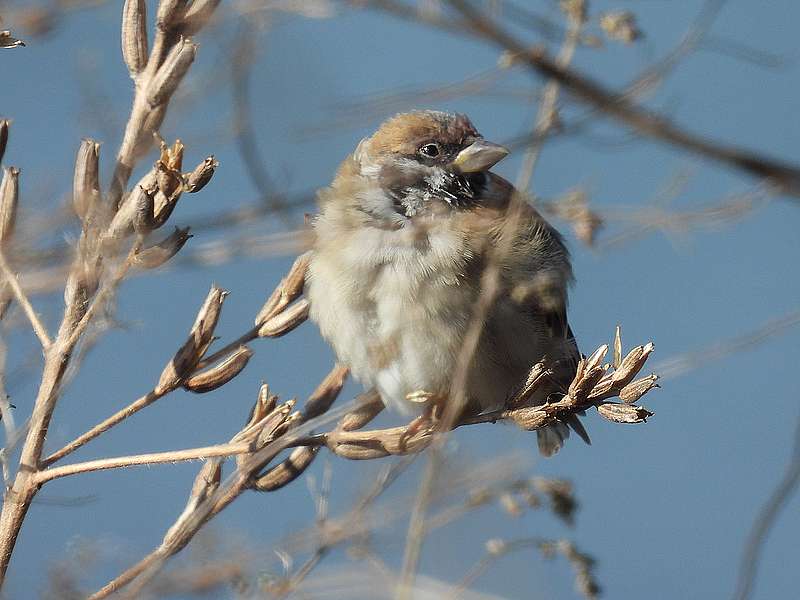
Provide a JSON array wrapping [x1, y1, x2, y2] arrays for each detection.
[[0, 250, 51, 349]]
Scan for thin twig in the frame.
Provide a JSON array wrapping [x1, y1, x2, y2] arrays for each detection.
[[732, 408, 800, 600], [445, 0, 800, 197], [0, 250, 51, 348], [91, 398, 363, 599], [36, 443, 255, 485], [515, 6, 583, 192], [42, 390, 164, 467]]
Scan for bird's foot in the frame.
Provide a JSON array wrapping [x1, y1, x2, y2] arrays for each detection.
[[400, 391, 446, 450]]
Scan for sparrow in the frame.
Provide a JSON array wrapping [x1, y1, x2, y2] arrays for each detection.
[[306, 110, 587, 456]]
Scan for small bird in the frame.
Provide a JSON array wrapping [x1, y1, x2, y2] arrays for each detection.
[[306, 111, 587, 456]]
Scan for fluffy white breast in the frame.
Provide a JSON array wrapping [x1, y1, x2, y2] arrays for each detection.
[[306, 212, 476, 412]]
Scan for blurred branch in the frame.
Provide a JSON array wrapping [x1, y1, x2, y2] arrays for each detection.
[[451, 537, 599, 600], [231, 18, 292, 225], [515, 0, 583, 192], [733, 408, 800, 600], [654, 308, 800, 380], [443, 0, 800, 198]]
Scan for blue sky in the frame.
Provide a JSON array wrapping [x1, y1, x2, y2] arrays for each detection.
[[1, 1, 799, 598]]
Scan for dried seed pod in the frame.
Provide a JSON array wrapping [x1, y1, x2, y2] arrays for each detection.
[[586, 375, 615, 400], [568, 366, 606, 403], [181, 0, 221, 35], [152, 191, 180, 228], [184, 155, 218, 192], [160, 138, 184, 171], [249, 383, 277, 425], [611, 342, 655, 392], [600, 10, 642, 44], [597, 402, 653, 423], [301, 364, 349, 421], [147, 37, 196, 107], [72, 140, 101, 222], [254, 400, 296, 448], [251, 447, 319, 492], [156, 0, 188, 29], [569, 357, 586, 395], [613, 325, 622, 368], [63, 256, 101, 330], [337, 390, 383, 432], [619, 374, 659, 403], [122, 0, 148, 76], [107, 168, 157, 240], [0, 120, 8, 165], [0, 167, 19, 243], [584, 344, 608, 373], [133, 226, 192, 269], [508, 406, 553, 431], [155, 285, 227, 394], [131, 184, 156, 234], [257, 298, 309, 338], [255, 252, 311, 326], [157, 161, 183, 201], [330, 443, 391, 461], [184, 345, 252, 393]]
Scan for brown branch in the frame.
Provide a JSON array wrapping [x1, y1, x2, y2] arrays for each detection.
[[0, 1, 222, 587], [36, 443, 254, 484], [41, 390, 164, 467]]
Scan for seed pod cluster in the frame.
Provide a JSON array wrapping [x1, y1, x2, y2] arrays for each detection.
[[503, 329, 658, 436], [155, 285, 227, 394]]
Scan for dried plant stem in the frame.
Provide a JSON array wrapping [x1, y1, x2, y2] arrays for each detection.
[[37, 442, 254, 484], [110, 21, 175, 207], [515, 6, 583, 192], [42, 389, 165, 467], [0, 250, 51, 348], [91, 399, 362, 599], [0, 333, 78, 581], [64, 239, 141, 349], [449, 538, 542, 599], [196, 325, 259, 369]]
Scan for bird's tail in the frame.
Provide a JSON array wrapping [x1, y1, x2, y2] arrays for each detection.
[[537, 414, 590, 457]]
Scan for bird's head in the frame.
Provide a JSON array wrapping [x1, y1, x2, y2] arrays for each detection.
[[345, 111, 509, 221]]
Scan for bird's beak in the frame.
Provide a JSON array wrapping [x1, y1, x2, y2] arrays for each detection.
[[451, 140, 510, 173]]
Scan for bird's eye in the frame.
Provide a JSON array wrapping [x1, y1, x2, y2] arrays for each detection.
[[419, 143, 440, 158]]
